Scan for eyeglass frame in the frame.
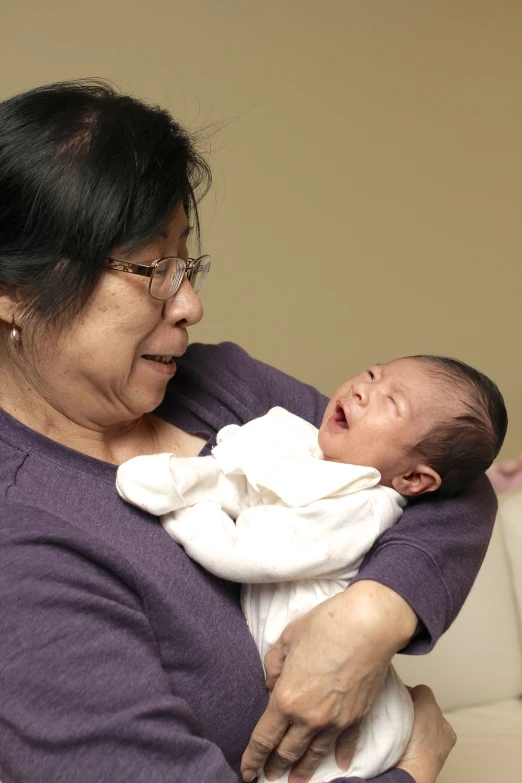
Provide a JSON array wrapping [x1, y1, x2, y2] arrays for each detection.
[[103, 255, 211, 301]]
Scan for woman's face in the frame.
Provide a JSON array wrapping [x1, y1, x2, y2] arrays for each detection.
[[17, 206, 203, 429]]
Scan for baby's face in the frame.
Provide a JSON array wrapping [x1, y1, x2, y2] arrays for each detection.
[[318, 358, 458, 487]]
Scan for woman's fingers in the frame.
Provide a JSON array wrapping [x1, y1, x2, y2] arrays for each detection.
[[242, 684, 361, 782], [264, 642, 285, 691], [268, 726, 338, 783], [334, 721, 361, 770], [397, 684, 457, 783], [241, 699, 289, 782], [241, 686, 346, 783], [244, 720, 360, 783]]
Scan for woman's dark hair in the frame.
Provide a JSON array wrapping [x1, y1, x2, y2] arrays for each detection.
[[0, 79, 212, 325], [410, 356, 508, 499]]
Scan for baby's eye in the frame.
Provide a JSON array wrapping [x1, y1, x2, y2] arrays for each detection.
[[367, 370, 375, 381]]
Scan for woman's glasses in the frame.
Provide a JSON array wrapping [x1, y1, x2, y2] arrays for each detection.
[[103, 255, 211, 300]]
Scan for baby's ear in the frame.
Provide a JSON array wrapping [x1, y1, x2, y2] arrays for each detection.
[[392, 465, 442, 496]]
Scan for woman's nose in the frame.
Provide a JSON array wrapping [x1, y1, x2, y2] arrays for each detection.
[[162, 276, 203, 327]]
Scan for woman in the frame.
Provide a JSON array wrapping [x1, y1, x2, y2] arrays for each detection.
[[0, 81, 492, 783]]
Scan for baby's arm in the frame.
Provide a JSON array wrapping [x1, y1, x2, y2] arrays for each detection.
[[116, 452, 249, 518], [162, 488, 401, 583]]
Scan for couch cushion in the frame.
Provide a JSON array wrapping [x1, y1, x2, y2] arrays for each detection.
[[393, 517, 522, 711], [439, 698, 522, 783]]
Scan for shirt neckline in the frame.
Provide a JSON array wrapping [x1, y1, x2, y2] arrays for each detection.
[[0, 404, 213, 483]]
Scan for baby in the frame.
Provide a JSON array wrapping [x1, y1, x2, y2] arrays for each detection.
[[117, 354, 507, 783]]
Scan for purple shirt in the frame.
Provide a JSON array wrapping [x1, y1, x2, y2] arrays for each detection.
[[0, 342, 496, 783]]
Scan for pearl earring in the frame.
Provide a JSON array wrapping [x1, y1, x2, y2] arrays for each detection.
[[10, 325, 20, 348]]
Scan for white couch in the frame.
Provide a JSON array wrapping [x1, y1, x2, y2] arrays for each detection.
[[394, 489, 522, 782]]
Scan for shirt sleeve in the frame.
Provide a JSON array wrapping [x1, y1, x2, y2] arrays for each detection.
[[352, 473, 497, 652], [0, 504, 240, 783], [194, 343, 497, 652]]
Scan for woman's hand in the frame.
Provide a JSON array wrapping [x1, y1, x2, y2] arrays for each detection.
[[241, 580, 418, 783], [397, 685, 456, 783], [487, 456, 522, 494]]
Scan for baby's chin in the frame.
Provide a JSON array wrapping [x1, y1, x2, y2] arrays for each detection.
[[318, 431, 384, 473], [317, 437, 352, 465]]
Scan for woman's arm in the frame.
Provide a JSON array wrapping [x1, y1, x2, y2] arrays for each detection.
[[0, 504, 241, 783], [242, 580, 417, 782], [352, 474, 497, 651]]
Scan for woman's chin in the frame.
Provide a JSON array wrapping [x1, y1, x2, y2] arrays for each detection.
[[131, 359, 178, 412]]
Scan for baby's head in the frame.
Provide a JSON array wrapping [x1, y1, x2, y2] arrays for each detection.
[[318, 355, 507, 499]]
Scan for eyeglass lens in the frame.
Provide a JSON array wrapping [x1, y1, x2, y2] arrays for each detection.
[[150, 257, 211, 300], [150, 258, 185, 300], [190, 256, 211, 294]]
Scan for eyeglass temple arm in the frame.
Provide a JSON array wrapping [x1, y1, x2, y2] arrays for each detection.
[[105, 259, 155, 278]]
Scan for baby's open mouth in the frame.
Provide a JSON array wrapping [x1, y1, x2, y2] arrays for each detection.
[[333, 402, 349, 429], [143, 354, 176, 365]]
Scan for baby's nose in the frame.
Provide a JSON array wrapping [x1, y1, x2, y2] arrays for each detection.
[[352, 382, 370, 405]]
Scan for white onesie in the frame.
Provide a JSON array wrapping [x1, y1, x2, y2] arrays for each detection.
[[116, 407, 414, 783]]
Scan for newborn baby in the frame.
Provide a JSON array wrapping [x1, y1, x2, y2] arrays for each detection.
[[117, 354, 507, 783]]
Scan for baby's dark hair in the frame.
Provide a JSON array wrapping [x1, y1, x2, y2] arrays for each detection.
[[409, 356, 507, 499]]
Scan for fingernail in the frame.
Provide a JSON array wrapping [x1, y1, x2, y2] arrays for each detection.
[[242, 770, 257, 782]]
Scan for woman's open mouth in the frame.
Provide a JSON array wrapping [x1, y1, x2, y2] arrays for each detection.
[[141, 354, 178, 376], [142, 354, 176, 365]]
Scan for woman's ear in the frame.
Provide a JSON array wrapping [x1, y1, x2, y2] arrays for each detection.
[[392, 465, 442, 496], [0, 286, 22, 324]]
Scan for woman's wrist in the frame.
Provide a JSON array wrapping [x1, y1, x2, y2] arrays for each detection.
[[341, 579, 418, 654], [396, 760, 439, 783]]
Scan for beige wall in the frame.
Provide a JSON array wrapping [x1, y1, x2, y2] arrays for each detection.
[[1, 0, 520, 456]]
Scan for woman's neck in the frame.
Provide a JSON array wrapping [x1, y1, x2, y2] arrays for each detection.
[[0, 364, 205, 464], [46, 414, 206, 465]]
